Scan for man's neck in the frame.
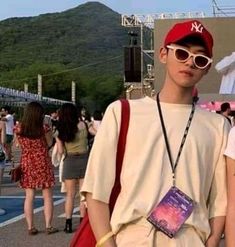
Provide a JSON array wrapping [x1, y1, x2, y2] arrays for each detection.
[[159, 79, 195, 104], [159, 88, 193, 104]]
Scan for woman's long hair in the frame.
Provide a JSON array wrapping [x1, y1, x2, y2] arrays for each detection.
[[20, 101, 44, 139], [57, 103, 79, 142]]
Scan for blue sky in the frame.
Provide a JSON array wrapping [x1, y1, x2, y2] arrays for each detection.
[[0, 0, 234, 21]]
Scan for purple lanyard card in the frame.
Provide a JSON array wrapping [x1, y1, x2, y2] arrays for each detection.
[[147, 186, 194, 238]]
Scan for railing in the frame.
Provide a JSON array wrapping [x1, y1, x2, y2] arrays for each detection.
[[0, 86, 72, 106]]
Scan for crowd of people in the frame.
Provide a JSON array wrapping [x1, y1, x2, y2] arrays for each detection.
[[1, 18, 235, 247], [0, 103, 102, 235]]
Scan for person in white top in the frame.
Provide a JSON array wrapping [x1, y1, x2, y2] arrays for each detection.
[[1, 106, 14, 162], [81, 20, 229, 247], [0, 118, 6, 196], [224, 127, 235, 246]]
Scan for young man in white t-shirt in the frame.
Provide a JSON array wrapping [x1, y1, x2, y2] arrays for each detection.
[[81, 20, 229, 247]]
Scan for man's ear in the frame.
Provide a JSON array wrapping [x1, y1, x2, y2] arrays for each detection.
[[159, 47, 168, 64]]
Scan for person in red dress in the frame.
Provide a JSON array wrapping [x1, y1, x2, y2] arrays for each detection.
[[15, 101, 58, 235]]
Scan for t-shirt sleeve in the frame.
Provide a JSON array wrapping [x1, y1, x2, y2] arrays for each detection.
[[5, 115, 11, 121], [224, 126, 235, 159], [208, 119, 230, 218], [81, 101, 121, 203]]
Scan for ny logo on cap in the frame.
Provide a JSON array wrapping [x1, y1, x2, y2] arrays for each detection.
[[191, 21, 204, 33]]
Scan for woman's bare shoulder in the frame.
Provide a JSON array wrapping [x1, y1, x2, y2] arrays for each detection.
[[0, 120, 5, 128], [78, 120, 87, 130]]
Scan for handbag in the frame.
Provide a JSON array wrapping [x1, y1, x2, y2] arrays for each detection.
[[70, 99, 130, 247], [9, 165, 22, 182], [51, 143, 61, 167]]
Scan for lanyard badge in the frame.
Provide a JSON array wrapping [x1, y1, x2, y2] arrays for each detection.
[[147, 93, 196, 237], [147, 186, 194, 238], [156, 92, 196, 186]]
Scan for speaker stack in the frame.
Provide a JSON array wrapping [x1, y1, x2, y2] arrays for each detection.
[[124, 46, 141, 82]]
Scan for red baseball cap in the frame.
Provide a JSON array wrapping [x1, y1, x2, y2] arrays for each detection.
[[164, 20, 213, 57]]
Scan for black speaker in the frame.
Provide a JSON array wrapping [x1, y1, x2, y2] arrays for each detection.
[[124, 46, 141, 82]]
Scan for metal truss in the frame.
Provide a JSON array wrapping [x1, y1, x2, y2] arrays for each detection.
[[121, 12, 206, 29], [0, 86, 72, 107], [212, 3, 235, 17]]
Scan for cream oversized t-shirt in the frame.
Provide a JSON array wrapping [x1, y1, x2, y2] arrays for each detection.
[[81, 96, 229, 241]]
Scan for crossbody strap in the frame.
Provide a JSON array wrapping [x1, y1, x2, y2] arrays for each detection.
[[96, 99, 130, 247], [109, 99, 130, 212]]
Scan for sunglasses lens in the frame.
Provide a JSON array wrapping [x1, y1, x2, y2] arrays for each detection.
[[175, 48, 189, 61], [168, 45, 212, 69], [194, 56, 209, 68]]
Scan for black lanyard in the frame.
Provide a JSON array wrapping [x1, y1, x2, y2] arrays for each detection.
[[156, 92, 196, 186]]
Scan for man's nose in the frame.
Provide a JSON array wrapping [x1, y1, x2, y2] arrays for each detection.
[[185, 55, 195, 68]]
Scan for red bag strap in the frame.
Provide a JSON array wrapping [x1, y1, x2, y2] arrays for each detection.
[[69, 99, 130, 247], [109, 99, 130, 212]]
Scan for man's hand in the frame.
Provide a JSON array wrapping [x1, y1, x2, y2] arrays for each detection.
[[205, 216, 225, 247]]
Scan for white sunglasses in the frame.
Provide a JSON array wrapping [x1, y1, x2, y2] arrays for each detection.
[[167, 45, 213, 69]]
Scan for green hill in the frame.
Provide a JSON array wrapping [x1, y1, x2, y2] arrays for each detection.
[[0, 1, 129, 111]]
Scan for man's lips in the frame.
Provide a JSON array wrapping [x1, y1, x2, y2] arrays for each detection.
[[179, 70, 194, 77]]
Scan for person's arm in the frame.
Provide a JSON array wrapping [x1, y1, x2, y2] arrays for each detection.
[[88, 122, 97, 136], [1, 121, 6, 144], [225, 156, 235, 247], [205, 121, 230, 247], [205, 216, 225, 247], [81, 102, 122, 246], [45, 129, 53, 148], [86, 193, 116, 247], [1, 116, 7, 122], [55, 137, 64, 155]]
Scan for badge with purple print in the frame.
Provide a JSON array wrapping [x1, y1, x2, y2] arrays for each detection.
[[147, 186, 194, 238]]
